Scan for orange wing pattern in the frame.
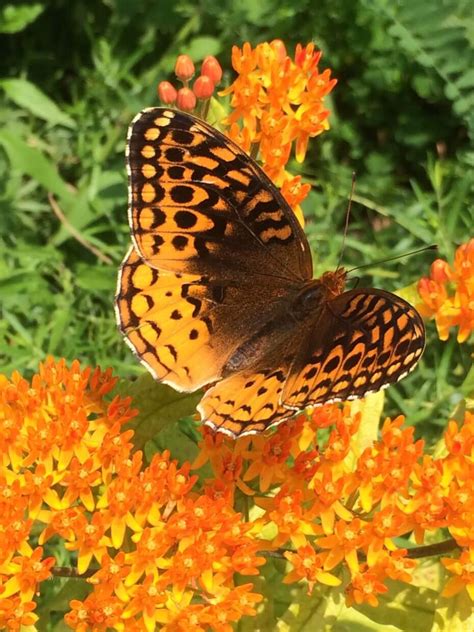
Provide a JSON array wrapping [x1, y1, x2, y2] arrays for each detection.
[[126, 107, 312, 281], [199, 288, 425, 437], [282, 289, 425, 410], [116, 245, 301, 392], [117, 107, 426, 438]]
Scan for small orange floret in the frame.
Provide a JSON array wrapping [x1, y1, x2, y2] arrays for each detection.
[[418, 238, 474, 342], [221, 40, 336, 208]]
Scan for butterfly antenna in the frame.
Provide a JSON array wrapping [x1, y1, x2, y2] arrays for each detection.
[[347, 244, 438, 275], [336, 172, 356, 272]]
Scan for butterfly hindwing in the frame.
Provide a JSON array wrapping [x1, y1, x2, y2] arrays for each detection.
[[281, 288, 426, 412], [198, 289, 425, 438], [117, 246, 305, 392]]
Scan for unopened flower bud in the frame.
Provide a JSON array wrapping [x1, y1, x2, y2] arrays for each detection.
[[157, 81, 177, 104], [193, 75, 215, 100], [201, 56, 223, 84], [430, 259, 451, 283], [176, 87, 197, 111], [175, 55, 195, 81]]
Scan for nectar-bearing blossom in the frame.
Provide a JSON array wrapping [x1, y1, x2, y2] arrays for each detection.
[[158, 41, 336, 227], [2, 356, 474, 627], [221, 41, 336, 223], [418, 238, 474, 342], [0, 358, 271, 630]]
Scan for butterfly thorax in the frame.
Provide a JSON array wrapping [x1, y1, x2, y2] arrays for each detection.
[[291, 269, 347, 321]]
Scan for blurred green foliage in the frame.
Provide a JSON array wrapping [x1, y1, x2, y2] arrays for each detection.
[[0, 0, 472, 437]]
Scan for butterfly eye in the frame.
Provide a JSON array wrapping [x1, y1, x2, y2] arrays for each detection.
[[292, 283, 322, 319]]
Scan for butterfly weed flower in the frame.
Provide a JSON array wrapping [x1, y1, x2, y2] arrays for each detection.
[[345, 566, 389, 608], [442, 550, 474, 599], [418, 238, 474, 342], [2, 358, 279, 629], [0, 597, 39, 631], [5, 355, 474, 626], [219, 40, 336, 224], [284, 545, 341, 593]]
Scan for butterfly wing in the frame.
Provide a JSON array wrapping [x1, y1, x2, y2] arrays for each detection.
[[117, 107, 314, 391], [281, 288, 425, 411], [199, 288, 425, 437], [116, 246, 304, 391], [126, 107, 312, 282]]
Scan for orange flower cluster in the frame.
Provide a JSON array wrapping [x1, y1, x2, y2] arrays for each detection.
[[221, 40, 336, 220], [2, 357, 474, 626], [156, 42, 335, 227], [0, 359, 264, 631], [196, 406, 474, 607], [418, 238, 474, 342]]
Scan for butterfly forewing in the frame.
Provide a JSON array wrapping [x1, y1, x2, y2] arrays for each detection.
[[127, 108, 312, 282]]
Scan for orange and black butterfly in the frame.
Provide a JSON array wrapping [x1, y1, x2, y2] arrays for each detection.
[[115, 108, 425, 438]]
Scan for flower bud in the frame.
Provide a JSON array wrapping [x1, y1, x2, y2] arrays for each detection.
[[201, 56, 223, 84], [175, 54, 195, 81], [270, 39, 287, 62], [193, 75, 215, 100], [157, 81, 177, 104], [176, 87, 197, 112]]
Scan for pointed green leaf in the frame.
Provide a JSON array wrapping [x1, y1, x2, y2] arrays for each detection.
[[0, 78, 75, 127], [115, 373, 201, 449], [0, 129, 71, 198], [0, 3, 44, 33]]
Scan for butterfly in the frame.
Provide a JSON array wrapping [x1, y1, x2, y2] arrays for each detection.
[[115, 107, 425, 438]]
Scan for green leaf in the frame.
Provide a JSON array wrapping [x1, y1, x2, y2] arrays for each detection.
[[356, 580, 437, 631], [0, 78, 75, 128], [186, 36, 221, 60], [76, 264, 116, 291], [433, 587, 474, 631], [115, 373, 201, 449], [0, 3, 44, 33], [0, 128, 71, 199], [36, 577, 90, 628], [275, 583, 347, 631]]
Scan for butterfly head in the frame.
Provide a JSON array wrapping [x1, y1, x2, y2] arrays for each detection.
[[291, 269, 346, 321], [320, 268, 347, 299]]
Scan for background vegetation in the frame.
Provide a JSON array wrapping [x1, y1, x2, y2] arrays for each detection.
[[0, 0, 472, 441]]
